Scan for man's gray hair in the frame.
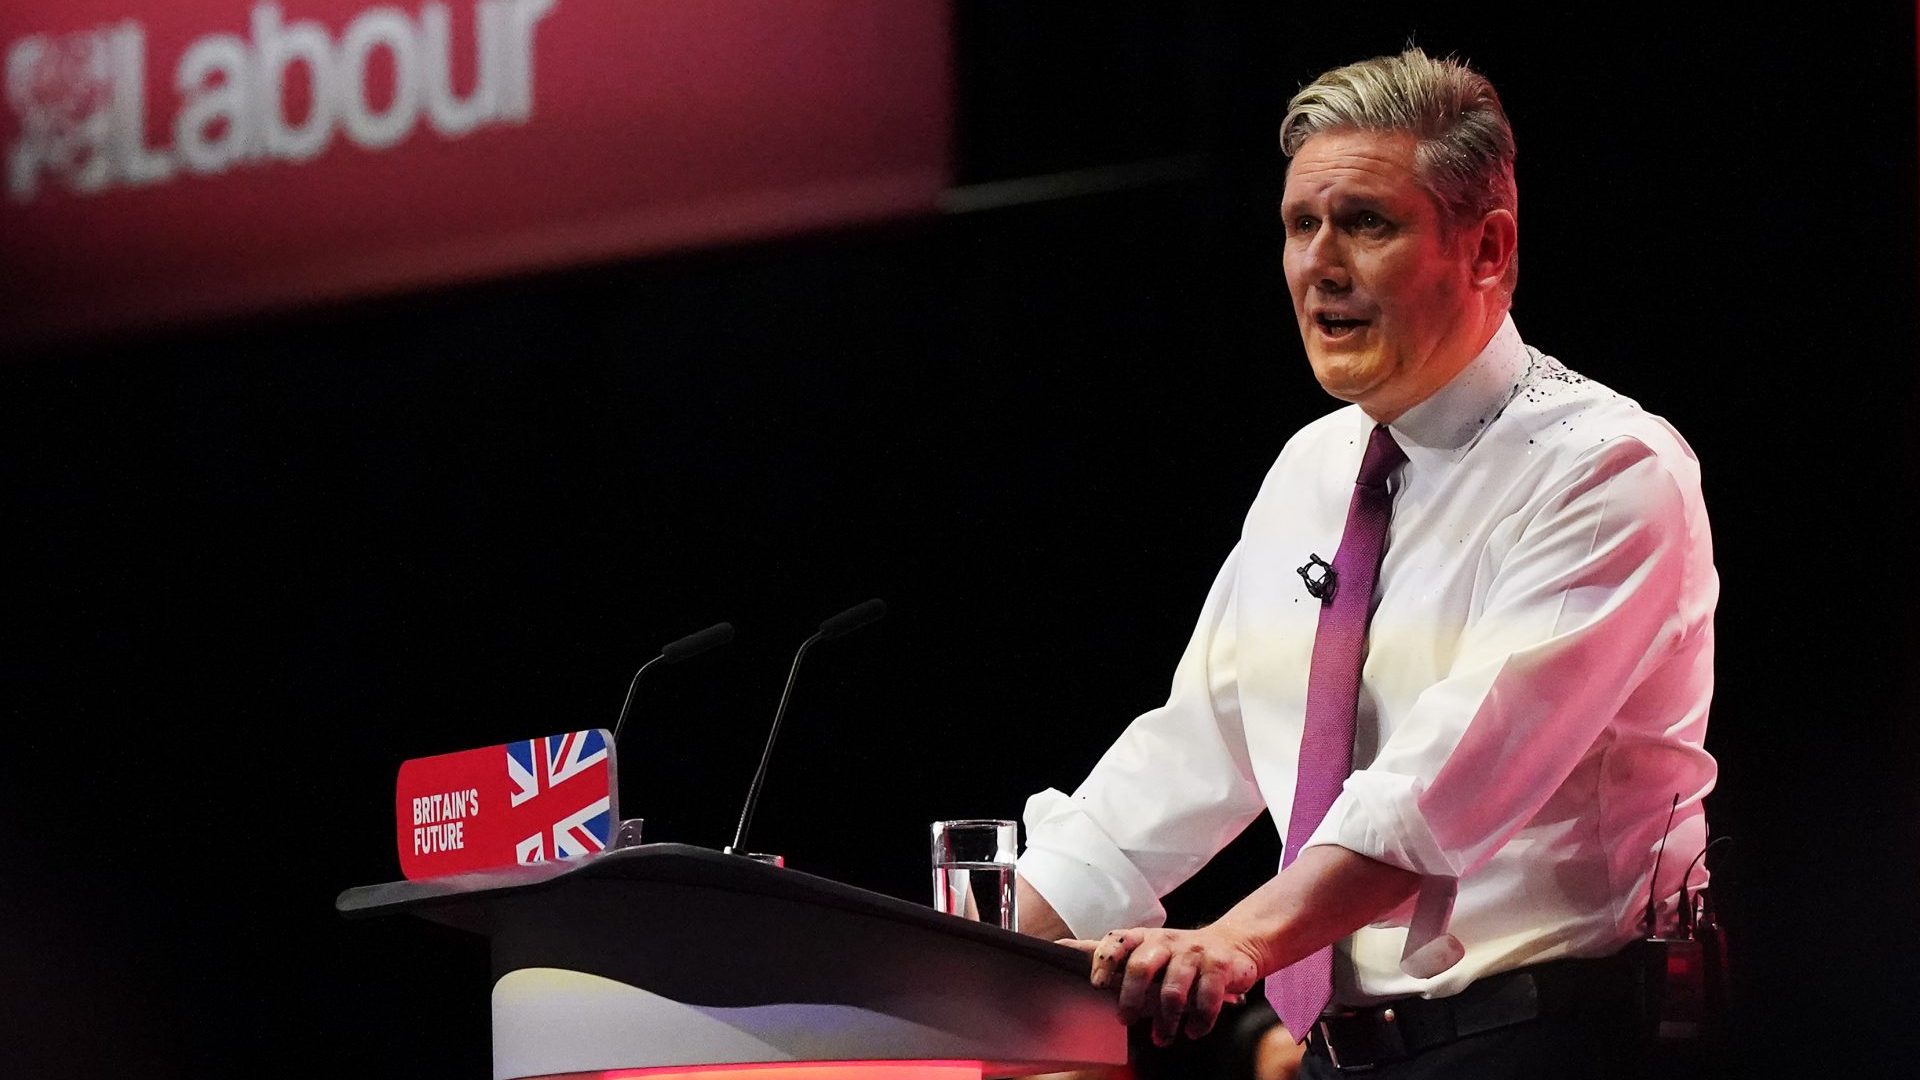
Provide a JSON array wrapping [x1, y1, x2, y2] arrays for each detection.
[[1280, 47, 1518, 296]]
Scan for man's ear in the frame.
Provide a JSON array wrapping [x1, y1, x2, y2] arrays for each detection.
[[1468, 208, 1517, 292]]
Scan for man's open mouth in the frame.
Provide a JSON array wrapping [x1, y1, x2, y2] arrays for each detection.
[[1315, 313, 1369, 337]]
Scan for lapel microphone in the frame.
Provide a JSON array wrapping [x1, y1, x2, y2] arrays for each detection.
[[1298, 553, 1337, 602]]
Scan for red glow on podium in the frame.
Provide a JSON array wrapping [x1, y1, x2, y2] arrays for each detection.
[[568, 1064, 985, 1080]]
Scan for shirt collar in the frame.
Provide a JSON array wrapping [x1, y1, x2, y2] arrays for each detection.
[[1386, 314, 1531, 453]]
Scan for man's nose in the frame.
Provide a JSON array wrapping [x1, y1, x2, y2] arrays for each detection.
[[1300, 226, 1350, 291]]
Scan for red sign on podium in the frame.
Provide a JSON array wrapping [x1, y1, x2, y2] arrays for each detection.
[[394, 728, 618, 880]]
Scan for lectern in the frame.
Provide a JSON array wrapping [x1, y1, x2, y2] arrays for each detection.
[[336, 843, 1127, 1079]]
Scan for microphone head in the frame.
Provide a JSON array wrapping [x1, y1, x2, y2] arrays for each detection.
[[660, 622, 735, 663], [817, 599, 886, 641]]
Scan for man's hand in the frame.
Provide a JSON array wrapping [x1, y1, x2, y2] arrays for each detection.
[[1051, 847, 1421, 1048], [1060, 924, 1261, 1047]]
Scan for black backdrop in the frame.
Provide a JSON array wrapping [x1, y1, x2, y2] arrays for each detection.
[[3, 5, 1916, 1077]]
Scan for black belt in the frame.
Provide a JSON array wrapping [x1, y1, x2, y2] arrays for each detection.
[[1306, 953, 1635, 1072]]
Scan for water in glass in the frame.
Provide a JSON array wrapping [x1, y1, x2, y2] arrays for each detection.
[[933, 860, 1018, 929]]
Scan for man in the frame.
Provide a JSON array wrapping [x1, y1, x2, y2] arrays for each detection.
[[1013, 48, 1716, 1078]]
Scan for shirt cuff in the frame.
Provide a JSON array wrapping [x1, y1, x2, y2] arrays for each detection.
[[1301, 772, 1465, 979], [1301, 769, 1460, 878], [1017, 787, 1167, 939]]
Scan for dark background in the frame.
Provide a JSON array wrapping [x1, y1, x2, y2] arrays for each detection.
[[3, 5, 1916, 1077]]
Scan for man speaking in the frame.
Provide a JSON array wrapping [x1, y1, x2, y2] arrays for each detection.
[[1013, 48, 1716, 1078]]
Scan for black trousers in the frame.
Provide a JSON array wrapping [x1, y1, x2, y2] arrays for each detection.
[[1298, 1011, 1641, 1079], [1298, 955, 1648, 1080]]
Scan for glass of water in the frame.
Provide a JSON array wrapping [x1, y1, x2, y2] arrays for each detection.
[[931, 819, 1019, 930]]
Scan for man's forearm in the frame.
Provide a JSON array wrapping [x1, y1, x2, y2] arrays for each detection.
[[1015, 875, 1073, 941], [1213, 844, 1421, 976]]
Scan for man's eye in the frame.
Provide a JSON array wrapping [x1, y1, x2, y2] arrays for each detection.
[[1354, 212, 1388, 231], [1291, 216, 1317, 235]]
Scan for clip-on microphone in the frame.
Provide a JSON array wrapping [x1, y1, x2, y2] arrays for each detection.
[[1297, 554, 1337, 602]]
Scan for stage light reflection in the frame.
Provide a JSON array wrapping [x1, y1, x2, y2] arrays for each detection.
[[569, 1061, 986, 1080]]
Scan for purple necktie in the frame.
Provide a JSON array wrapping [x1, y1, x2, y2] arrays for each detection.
[[1267, 422, 1407, 1040]]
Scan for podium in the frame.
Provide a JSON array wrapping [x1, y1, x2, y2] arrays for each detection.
[[336, 843, 1127, 1079]]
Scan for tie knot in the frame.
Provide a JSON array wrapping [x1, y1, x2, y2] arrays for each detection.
[[1356, 424, 1406, 489]]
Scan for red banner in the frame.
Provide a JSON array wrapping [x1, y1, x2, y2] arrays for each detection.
[[395, 729, 618, 880], [0, 1, 950, 347]]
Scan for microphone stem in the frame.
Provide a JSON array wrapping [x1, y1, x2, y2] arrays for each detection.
[[613, 653, 667, 743], [731, 633, 819, 854]]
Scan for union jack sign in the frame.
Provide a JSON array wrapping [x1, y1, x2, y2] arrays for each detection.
[[394, 728, 620, 880], [507, 731, 613, 863]]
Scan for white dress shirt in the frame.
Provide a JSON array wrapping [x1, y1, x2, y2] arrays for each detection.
[[1019, 316, 1717, 1003]]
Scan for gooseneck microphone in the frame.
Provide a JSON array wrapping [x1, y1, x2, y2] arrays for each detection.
[[611, 622, 735, 743], [727, 599, 887, 856]]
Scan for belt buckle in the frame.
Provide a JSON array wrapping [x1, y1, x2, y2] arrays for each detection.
[[1314, 1006, 1408, 1073]]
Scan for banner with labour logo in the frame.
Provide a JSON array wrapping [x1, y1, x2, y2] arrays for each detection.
[[0, 0, 951, 347], [394, 729, 619, 880]]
